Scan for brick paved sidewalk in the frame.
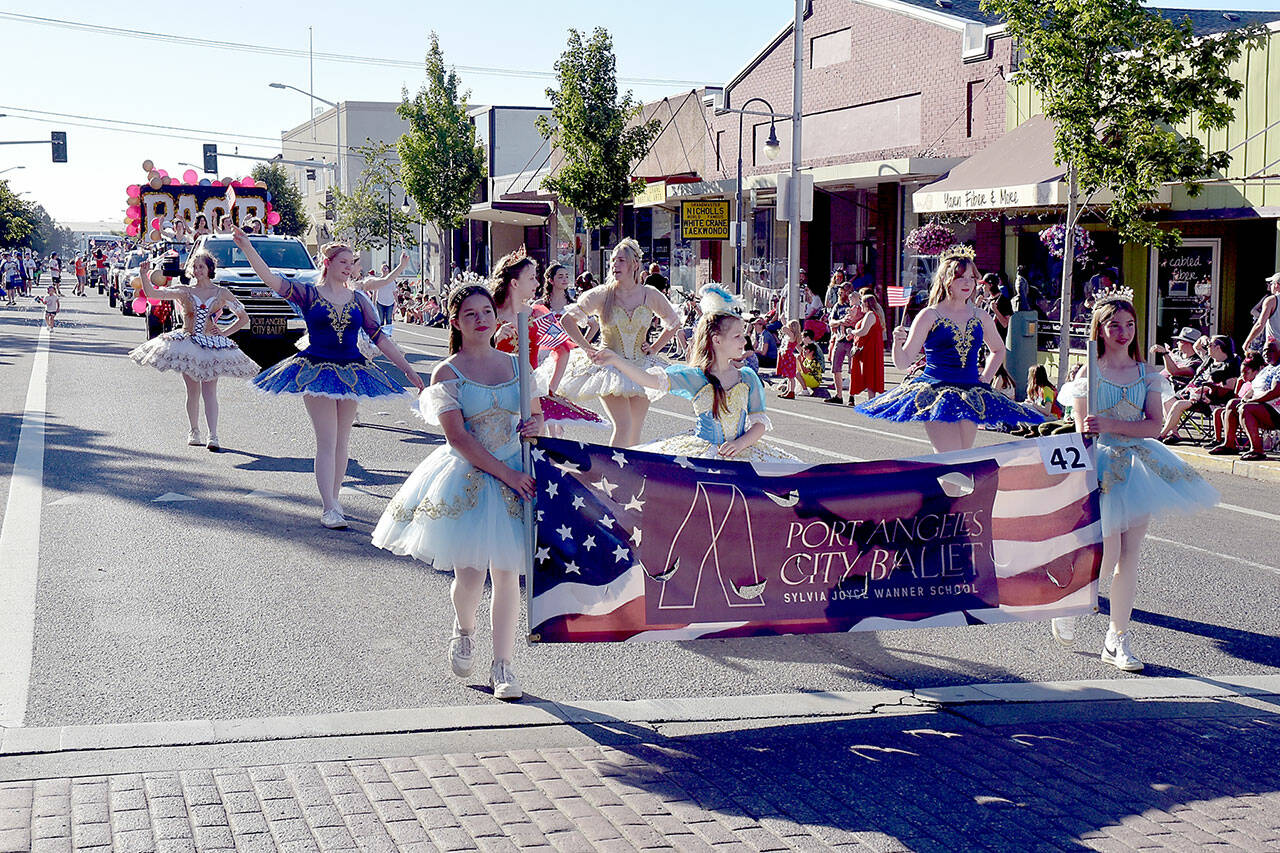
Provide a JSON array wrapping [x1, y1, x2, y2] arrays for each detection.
[[3, 702, 1279, 853]]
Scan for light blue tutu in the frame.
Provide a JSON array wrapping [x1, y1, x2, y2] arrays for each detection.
[[371, 355, 529, 573], [251, 354, 408, 400], [1095, 436, 1219, 537]]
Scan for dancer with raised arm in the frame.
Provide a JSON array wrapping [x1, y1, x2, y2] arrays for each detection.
[[233, 229, 426, 528], [855, 246, 1043, 452], [544, 238, 682, 446], [593, 286, 798, 463], [372, 285, 542, 701], [129, 250, 259, 450], [1048, 291, 1218, 668]]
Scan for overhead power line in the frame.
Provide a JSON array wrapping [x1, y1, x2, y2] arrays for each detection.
[[0, 11, 710, 89]]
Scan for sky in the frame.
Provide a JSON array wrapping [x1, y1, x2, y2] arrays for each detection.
[[1, 0, 1277, 227]]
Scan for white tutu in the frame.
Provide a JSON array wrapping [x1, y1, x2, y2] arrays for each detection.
[[543, 348, 667, 401], [129, 332, 260, 382], [371, 444, 528, 574], [637, 433, 798, 463]]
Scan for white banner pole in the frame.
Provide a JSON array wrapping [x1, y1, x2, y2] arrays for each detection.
[[518, 310, 536, 643]]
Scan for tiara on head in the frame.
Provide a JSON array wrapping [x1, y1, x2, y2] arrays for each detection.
[[940, 244, 977, 262], [1094, 285, 1135, 306], [699, 284, 744, 316]]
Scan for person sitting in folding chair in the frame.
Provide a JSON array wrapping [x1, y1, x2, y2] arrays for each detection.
[[1157, 335, 1239, 445]]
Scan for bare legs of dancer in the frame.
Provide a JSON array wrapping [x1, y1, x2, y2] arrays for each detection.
[[601, 395, 650, 448], [303, 395, 359, 514], [923, 420, 977, 454]]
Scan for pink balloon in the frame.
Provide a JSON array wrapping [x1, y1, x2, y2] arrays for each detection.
[[126, 205, 140, 218], [240, 177, 255, 188], [229, 179, 242, 188], [182, 169, 198, 184], [266, 211, 281, 226], [157, 169, 168, 177], [126, 185, 141, 198], [132, 296, 148, 314], [211, 181, 223, 187], [125, 223, 139, 237], [148, 298, 162, 308], [150, 217, 161, 229]]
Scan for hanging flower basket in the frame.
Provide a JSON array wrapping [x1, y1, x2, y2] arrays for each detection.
[[1039, 224, 1095, 261], [904, 222, 956, 257]]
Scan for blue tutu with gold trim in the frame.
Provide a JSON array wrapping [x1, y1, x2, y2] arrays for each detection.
[[252, 353, 409, 400], [855, 377, 1045, 426]]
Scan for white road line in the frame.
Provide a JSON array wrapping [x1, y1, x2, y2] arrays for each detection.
[[1148, 536, 1279, 576], [0, 326, 50, 727], [1216, 502, 1280, 524]]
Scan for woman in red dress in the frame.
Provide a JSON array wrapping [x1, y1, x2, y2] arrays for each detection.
[[848, 293, 885, 404]]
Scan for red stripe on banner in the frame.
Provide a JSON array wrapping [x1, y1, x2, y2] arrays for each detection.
[[995, 462, 1073, 492], [991, 500, 1098, 542], [997, 548, 1101, 606], [532, 597, 651, 643]]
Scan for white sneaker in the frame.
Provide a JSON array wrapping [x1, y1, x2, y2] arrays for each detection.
[[449, 628, 475, 678], [187, 429, 204, 446], [206, 436, 220, 452], [1102, 627, 1144, 672], [490, 659, 523, 701], [320, 509, 348, 529], [1051, 616, 1077, 647]]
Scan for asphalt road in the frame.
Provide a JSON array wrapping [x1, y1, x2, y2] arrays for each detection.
[[1, 290, 1277, 728]]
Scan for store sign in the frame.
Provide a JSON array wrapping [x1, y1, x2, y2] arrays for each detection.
[[912, 181, 1064, 214], [633, 181, 667, 208], [1149, 239, 1219, 345], [681, 200, 731, 240]]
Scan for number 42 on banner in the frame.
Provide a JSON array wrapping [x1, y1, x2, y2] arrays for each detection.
[[1038, 432, 1093, 475]]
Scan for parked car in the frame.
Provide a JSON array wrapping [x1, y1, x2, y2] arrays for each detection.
[[113, 250, 148, 312], [194, 234, 313, 365]]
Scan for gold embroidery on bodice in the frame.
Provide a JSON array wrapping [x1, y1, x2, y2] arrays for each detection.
[[602, 304, 654, 360], [465, 396, 518, 455], [320, 296, 354, 340], [693, 380, 750, 441], [936, 315, 979, 368]]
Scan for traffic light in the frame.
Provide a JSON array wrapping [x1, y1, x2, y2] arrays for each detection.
[[50, 131, 67, 163], [202, 144, 218, 174], [324, 189, 335, 221]]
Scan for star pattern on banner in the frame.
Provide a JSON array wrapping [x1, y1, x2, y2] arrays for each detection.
[[545, 482, 559, 499], [592, 476, 618, 498], [582, 535, 596, 551], [535, 546, 551, 564], [556, 524, 573, 541], [612, 451, 629, 468], [571, 495, 585, 510], [613, 544, 630, 563], [565, 561, 581, 575]]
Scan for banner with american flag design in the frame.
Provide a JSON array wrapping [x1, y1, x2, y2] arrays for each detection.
[[528, 434, 1101, 643]]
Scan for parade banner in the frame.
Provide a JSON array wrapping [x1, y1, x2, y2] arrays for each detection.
[[136, 184, 269, 238], [528, 434, 1102, 643]]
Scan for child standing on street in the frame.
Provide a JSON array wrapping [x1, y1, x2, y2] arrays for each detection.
[[372, 285, 542, 701], [43, 285, 59, 331], [775, 320, 801, 399], [1049, 292, 1218, 669]]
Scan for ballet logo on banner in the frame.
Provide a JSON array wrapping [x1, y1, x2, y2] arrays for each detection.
[[528, 435, 1103, 643]]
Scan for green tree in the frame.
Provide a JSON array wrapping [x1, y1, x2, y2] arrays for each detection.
[[23, 203, 74, 256], [251, 162, 310, 238], [398, 32, 487, 282], [985, 0, 1263, 249], [537, 27, 660, 228], [0, 180, 33, 246], [333, 140, 418, 256]]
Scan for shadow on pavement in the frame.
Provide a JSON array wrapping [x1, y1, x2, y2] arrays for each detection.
[[555, 704, 1280, 851]]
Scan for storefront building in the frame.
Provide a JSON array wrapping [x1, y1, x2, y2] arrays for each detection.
[[912, 16, 1280, 354], [691, 0, 1014, 307]]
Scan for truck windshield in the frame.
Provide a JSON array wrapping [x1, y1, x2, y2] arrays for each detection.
[[203, 239, 314, 271]]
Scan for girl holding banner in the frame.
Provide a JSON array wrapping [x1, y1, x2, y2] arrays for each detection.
[[372, 285, 542, 701], [855, 246, 1044, 452], [233, 231, 425, 529], [593, 286, 797, 463], [544, 238, 683, 447], [1051, 291, 1217, 671]]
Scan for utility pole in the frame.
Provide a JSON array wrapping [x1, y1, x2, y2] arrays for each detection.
[[1056, 164, 1079, 388], [786, 0, 804, 321]]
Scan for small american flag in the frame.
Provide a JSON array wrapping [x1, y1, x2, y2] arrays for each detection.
[[533, 312, 571, 350], [886, 285, 911, 307]]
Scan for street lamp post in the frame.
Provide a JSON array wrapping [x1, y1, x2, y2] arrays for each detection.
[[720, 98, 783, 292], [269, 82, 342, 190]]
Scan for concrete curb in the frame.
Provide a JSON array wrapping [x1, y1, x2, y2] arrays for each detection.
[[3, 674, 1277, 758], [1170, 445, 1280, 483]]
